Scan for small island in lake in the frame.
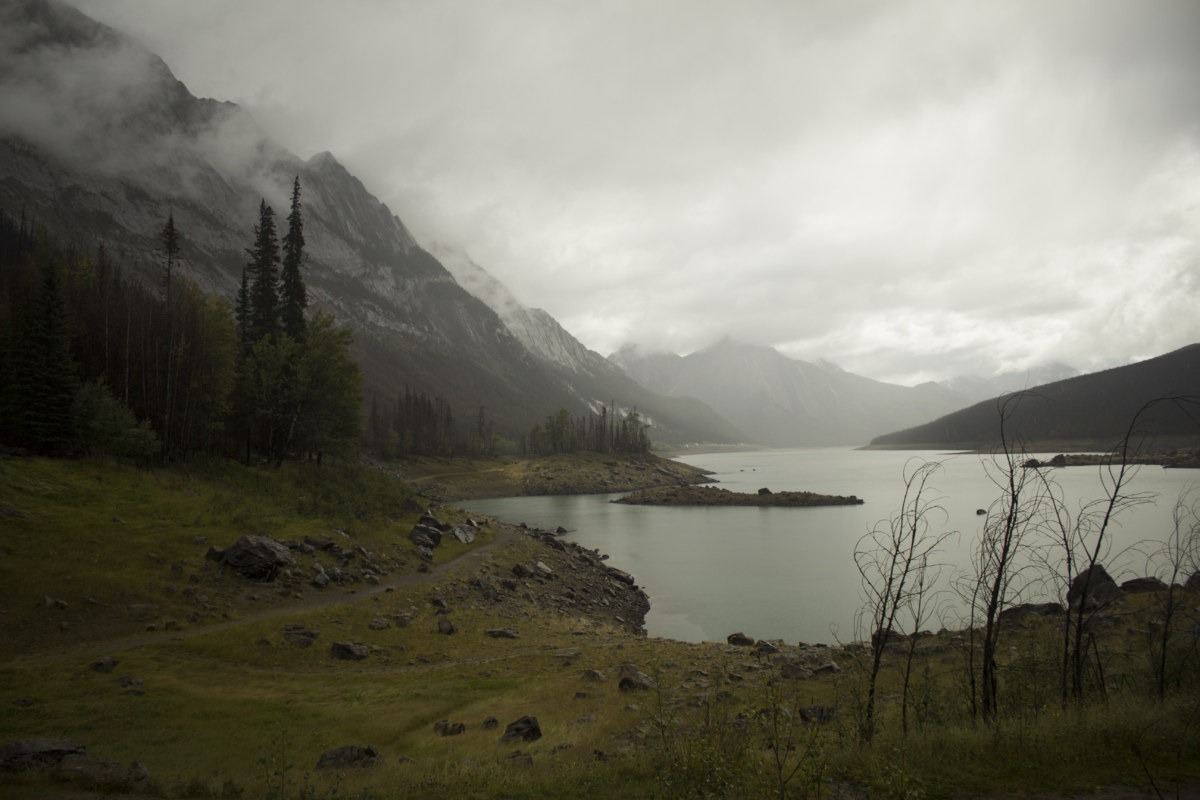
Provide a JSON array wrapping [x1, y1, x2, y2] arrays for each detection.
[[615, 485, 864, 507]]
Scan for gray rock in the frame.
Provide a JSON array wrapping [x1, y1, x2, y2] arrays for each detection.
[[437, 618, 457, 635], [617, 664, 656, 691], [580, 669, 607, 682], [0, 738, 86, 771], [482, 716, 499, 730], [368, 617, 391, 630], [485, 627, 519, 639], [1121, 576, 1167, 593], [409, 524, 442, 548], [500, 716, 542, 743], [220, 535, 295, 581], [727, 632, 754, 647], [89, 656, 118, 674], [316, 744, 380, 769], [1067, 564, 1123, 609], [330, 641, 369, 661], [449, 525, 477, 544], [434, 720, 465, 736], [999, 602, 1064, 625], [283, 625, 319, 647]]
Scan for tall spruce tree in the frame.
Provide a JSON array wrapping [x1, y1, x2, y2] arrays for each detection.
[[19, 248, 79, 453], [160, 212, 180, 459], [245, 200, 280, 345], [280, 176, 308, 341]]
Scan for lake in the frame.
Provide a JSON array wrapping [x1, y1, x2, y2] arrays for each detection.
[[463, 448, 1198, 645]]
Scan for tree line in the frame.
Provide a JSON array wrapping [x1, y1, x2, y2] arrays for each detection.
[[0, 178, 361, 464]]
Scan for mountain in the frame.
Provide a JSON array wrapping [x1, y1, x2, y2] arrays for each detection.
[[609, 339, 971, 446], [940, 362, 1080, 404], [0, 0, 737, 445], [870, 344, 1200, 449], [431, 247, 746, 445]]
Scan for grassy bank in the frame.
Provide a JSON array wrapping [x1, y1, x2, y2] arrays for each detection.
[[2, 456, 1198, 799]]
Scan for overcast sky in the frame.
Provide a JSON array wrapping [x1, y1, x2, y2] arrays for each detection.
[[68, 0, 1200, 385]]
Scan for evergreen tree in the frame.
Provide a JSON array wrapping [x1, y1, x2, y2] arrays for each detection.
[[18, 247, 79, 453], [160, 212, 181, 460], [234, 267, 250, 349], [280, 176, 308, 341], [245, 200, 280, 345]]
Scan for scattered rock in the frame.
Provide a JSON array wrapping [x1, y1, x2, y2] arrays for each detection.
[[283, 625, 319, 648], [409, 524, 442, 549], [330, 641, 369, 661], [1067, 564, 1123, 609], [368, 617, 391, 631], [485, 627, 519, 639], [500, 716, 542, 743], [437, 618, 457, 635], [220, 535, 295, 581], [1121, 576, 1167, 593], [618, 664, 656, 691], [0, 738, 86, 771], [89, 656, 118, 674], [727, 632, 754, 647], [433, 720, 466, 736], [316, 744, 380, 769], [580, 668, 607, 682], [999, 602, 1064, 625], [482, 716, 499, 730], [449, 525, 477, 544]]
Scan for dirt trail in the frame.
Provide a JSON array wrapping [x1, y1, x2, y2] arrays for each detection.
[[6, 524, 522, 666]]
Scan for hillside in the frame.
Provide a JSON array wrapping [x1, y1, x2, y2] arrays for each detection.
[[0, 0, 737, 446], [871, 343, 1200, 449], [610, 338, 970, 446], [2, 457, 1198, 799]]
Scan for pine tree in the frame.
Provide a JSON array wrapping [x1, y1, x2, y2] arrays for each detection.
[[19, 248, 79, 453], [160, 213, 181, 460], [245, 200, 280, 345], [280, 176, 308, 341], [234, 266, 250, 349]]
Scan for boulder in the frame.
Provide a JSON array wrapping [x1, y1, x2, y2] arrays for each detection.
[[89, 656, 118, 674], [316, 744, 380, 770], [434, 720, 466, 736], [220, 535, 294, 581], [408, 525, 442, 549], [449, 525, 477, 544], [437, 618, 457, 635], [500, 716, 542, 743], [727, 632, 754, 647], [617, 664, 656, 691], [0, 738, 86, 772], [1067, 565, 1123, 609], [283, 625, 319, 648], [419, 513, 449, 531], [1121, 576, 1167, 593], [330, 642, 369, 661], [998, 602, 1064, 625], [485, 627, 519, 639], [482, 716, 499, 730]]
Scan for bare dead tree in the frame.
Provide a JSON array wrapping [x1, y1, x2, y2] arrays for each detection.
[[1147, 488, 1200, 699], [965, 393, 1048, 722], [854, 459, 953, 742]]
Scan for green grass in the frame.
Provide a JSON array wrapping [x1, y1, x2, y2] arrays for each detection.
[[2, 456, 1199, 799]]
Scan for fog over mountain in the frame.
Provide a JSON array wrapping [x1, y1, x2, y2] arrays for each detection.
[[0, 0, 739, 444], [62, 0, 1200, 386]]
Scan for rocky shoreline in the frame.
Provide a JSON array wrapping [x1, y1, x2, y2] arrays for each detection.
[[614, 484, 864, 507]]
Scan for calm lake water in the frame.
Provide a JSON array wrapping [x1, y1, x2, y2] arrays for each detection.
[[463, 448, 1198, 645]]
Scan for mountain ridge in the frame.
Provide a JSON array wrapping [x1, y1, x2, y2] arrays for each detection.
[[0, 0, 738, 444]]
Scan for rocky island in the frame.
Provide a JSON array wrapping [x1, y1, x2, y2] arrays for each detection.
[[614, 485, 864, 507]]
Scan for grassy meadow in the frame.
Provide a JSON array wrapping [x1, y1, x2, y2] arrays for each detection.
[[1, 455, 1198, 799]]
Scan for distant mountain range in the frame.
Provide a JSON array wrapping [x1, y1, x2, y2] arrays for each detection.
[[0, 0, 736, 445], [609, 339, 971, 446], [938, 362, 1080, 404], [870, 344, 1200, 449]]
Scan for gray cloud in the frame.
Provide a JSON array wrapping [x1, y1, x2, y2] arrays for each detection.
[[66, 0, 1200, 383]]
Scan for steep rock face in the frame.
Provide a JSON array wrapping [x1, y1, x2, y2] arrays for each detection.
[[5, 0, 739, 436], [433, 247, 745, 444], [610, 339, 970, 447]]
